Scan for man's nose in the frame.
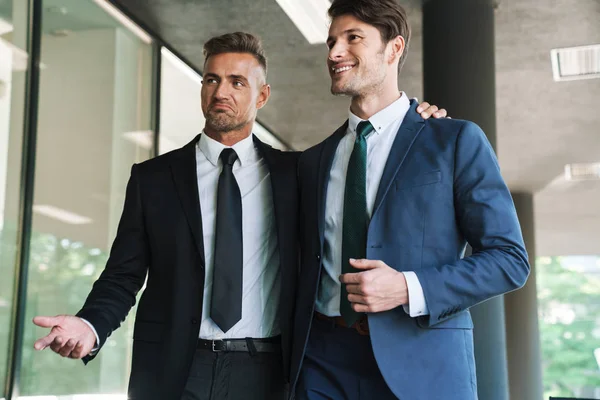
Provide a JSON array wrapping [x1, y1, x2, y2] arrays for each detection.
[[328, 42, 347, 62], [213, 82, 230, 99]]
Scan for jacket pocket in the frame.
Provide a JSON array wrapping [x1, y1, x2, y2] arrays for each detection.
[[396, 170, 441, 190], [133, 320, 165, 343]]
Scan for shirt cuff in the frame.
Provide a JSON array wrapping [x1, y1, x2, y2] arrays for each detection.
[[402, 271, 429, 317], [80, 317, 100, 354]]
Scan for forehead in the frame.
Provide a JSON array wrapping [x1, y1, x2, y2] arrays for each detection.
[[328, 14, 379, 37], [204, 52, 262, 77]]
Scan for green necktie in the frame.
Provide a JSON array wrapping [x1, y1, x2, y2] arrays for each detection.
[[340, 120, 373, 326]]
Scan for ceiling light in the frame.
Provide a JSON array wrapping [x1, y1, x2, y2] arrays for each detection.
[[551, 44, 600, 81], [123, 130, 154, 150], [0, 17, 13, 35], [0, 39, 29, 71], [46, 6, 68, 15], [564, 162, 600, 181], [275, 0, 331, 44], [33, 205, 92, 225], [50, 29, 71, 37]]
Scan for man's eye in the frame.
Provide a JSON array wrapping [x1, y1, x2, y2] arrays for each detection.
[[234, 81, 244, 87], [349, 35, 359, 41], [206, 78, 217, 84]]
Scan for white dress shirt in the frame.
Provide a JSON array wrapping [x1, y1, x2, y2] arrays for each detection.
[[316, 93, 429, 318], [83, 133, 280, 350], [196, 133, 280, 339]]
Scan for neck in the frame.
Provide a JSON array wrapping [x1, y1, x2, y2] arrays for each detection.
[[350, 78, 401, 120], [204, 125, 252, 147]]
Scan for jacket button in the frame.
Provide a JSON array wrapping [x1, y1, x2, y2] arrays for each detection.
[[191, 318, 198, 325], [316, 254, 321, 261]]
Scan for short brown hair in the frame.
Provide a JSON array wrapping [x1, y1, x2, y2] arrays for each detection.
[[328, 0, 411, 71], [203, 32, 268, 77]]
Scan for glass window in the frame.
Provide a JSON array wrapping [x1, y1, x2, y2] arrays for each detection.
[[159, 47, 288, 154], [538, 255, 600, 399], [19, 0, 153, 397], [0, 0, 29, 396]]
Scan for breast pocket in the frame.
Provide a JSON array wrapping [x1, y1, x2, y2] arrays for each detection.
[[396, 170, 441, 190]]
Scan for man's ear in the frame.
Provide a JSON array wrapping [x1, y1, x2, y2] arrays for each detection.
[[389, 35, 405, 65], [257, 84, 271, 110]]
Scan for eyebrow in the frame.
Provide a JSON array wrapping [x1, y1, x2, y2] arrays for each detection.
[[229, 74, 249, 82], [203, 72, 248, 82], [327, 28, 366, 43]]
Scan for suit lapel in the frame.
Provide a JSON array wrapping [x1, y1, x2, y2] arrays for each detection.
[[170, 134, 205, 267], [317, 123, 347, 246], [372, 101, 425, 217]]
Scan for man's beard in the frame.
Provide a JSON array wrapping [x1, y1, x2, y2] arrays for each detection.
[[206, 111, 246, 133]]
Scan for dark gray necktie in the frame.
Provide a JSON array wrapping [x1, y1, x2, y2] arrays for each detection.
[[210, 148, 243, 333]]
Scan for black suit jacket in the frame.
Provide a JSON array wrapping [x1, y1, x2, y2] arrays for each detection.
[[77, 134, 299, 399]]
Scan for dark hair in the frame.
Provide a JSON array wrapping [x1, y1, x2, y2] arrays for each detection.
[[328, 0, 411, 71], [203, 32, 267, 77]]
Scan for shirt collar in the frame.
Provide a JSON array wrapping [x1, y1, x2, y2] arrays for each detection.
[[348, 92, 410, 136], [198, 131, 255, 167]]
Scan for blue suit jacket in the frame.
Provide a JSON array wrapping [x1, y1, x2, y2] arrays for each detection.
[[290, 100, 530, 399]]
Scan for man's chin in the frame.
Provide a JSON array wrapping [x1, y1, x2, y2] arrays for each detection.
[[330, 85, 353, 97], [206, 117, 249, 133], [206, 118, 236, 132]]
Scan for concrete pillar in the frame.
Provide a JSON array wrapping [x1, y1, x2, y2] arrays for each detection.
[[505, 192, 543, 400], [423, 1, 509, 399]]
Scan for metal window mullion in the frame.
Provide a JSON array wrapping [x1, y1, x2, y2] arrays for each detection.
[[5, 0, 43, 398]]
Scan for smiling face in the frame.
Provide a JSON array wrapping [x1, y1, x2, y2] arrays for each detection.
[[201, 52, 269, 135], [327, 14, 392, 98]]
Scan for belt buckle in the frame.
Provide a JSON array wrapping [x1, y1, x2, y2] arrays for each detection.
[[211, 340, 224, 352]]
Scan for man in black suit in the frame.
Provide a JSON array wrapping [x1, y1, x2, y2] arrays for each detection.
[[32, 32, 300, 400], [32, 32, 444, 399]]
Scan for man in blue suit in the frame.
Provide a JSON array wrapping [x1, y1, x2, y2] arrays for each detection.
[[290, 0, 531, 399]]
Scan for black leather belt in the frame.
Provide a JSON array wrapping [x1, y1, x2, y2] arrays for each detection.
[[197, 336, 280, 353]]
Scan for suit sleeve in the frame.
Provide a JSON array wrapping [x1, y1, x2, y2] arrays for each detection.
[[414, 121, 530, 326], [77, 163, 150, 362]]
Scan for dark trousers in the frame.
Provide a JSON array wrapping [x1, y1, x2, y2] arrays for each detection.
[[296, 317, 397, 400], [181, 347, 286, 400]]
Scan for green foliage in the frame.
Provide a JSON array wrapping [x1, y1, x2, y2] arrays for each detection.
[[537, 256, 600, 398], [18, 231, 137, 396]]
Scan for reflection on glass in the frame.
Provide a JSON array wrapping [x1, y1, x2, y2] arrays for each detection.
[[538, 255, 600, 399], [0, 0, 28, 396], [19, 0, 153, 396], [159, 47, 205, 154]]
